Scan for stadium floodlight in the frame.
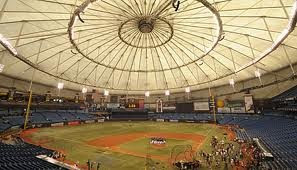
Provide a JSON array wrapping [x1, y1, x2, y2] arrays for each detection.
[[255, 69, 261, 78], [145, 91, 150, 97], [104, 89, 109, 96], [229, 78, 235, 86], [0, 34, 18, 56], [0, 64, 4, 73], [165, 90, 170, 96], [185, 87, 190, 93], [229, 78, 235, 91], [57, 82, 64, 90], [82, 87, 87, 93], [255, 69, 263, 85]]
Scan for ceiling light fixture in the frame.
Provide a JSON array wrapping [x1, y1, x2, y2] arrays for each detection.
[[185, 87, 191, 93], [255, 69, 261, 78], [145, 91, 150, 97], [82, 87, 88, 93], [255, 69, 263, 85], [229, 78, 235, 86], [0, 64, 4, 73], [229, 78, 235, 91], [57, 82, 64, 90], [104, 90, 109, 96]]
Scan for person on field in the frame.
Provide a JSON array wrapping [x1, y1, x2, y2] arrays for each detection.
[[87, 159, 91, 170], [96, 162, 101, 170]]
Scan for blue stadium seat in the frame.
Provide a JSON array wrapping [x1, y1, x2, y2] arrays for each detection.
[[0, 141, 67, 170], [218, 114, 297, 169]]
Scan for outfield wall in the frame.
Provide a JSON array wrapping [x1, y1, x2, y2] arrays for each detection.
[[27, 119, 105, 130]]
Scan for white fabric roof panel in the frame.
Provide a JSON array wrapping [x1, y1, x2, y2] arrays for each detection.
[[0, 0, 296, 94]]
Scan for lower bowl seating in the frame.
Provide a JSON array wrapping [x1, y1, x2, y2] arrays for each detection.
[[0, 141, 67, 170]]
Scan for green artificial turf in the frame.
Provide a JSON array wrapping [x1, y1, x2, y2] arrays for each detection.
[[120, 138, 193, 156], [26, 121, 236, 170]]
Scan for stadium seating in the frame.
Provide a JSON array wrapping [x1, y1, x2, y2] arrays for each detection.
[[56, 111, 78, 122], [31, 112, 48, 124], [0, 119, 11, 133], [4, 116, 24, 127], [0, 140, 66, 170], [40, 111, 63, 123], [0, 109, 98, 133], [218, 114, 297, 169], [149, 113, 212, 121], [234, 128, 250, 141], [75, 111, 96, 121], [0, 110, 8, 117], [0, 109, 23, 117], [0, 109, 99, 169], [272, 85, 297, 102], [33, 109, 97, 122]]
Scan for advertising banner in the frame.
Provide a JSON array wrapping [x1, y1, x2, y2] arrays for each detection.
[[107, 103, 120, 109], [163, 106, 176, 111], [217, 107, 231, 113], [194, 102, 210, 111], [85, 120, 95, 124], [68, 121, 80, 126], [51, 122, 64, 127], [231, 107, 246, 113], [245, 95, 254, 113], [97, 119, 105, 123]]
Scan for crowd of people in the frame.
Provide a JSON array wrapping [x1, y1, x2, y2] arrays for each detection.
[[196, 136, 266, 169], [51, 150, 66, 161], [240, 142, 266, 169], [150, 137, 166, 145], [174, 160, 200, 170], [197, 136, 238, 169]]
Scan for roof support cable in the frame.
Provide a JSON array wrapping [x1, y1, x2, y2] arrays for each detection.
[[0, 0, 8, 21], [56, 51, 62, 77], [71, 32, 80, 54], [279, 0, 290, 19], [282, 45, 296, 76], [78, 13, 85, 23], [235, 0, 297, 73], [71, 49, 78, 54], [219, 32, 225, 41], [229, 47, 237, 77], [246, 34, 263, 86]]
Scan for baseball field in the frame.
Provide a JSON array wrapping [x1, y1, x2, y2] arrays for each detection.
[[21, 121, 237, 170]]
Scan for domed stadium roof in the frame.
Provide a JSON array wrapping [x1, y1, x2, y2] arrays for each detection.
[[0, 0, 296, 94]]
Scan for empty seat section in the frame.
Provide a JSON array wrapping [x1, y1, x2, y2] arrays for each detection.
[[0, 141, 67, 170]]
